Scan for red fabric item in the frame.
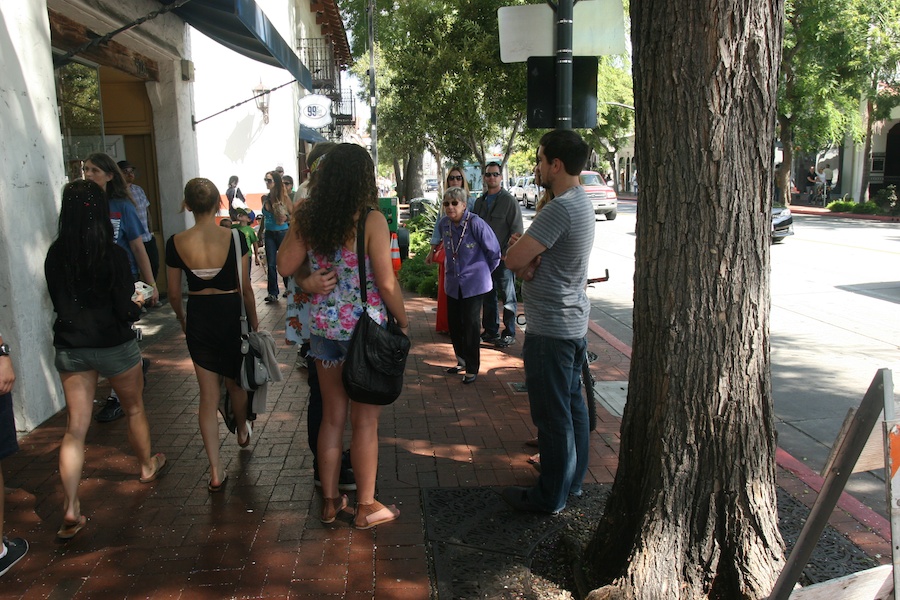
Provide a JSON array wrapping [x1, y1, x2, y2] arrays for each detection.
[[434, 245, 449, 333]]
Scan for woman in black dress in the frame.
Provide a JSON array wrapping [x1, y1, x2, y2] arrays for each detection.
[[166, 178, 258, 492], [46, 180, 166, 539]]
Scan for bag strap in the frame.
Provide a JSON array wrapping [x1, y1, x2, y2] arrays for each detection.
[[232, 229, 249, 340], [355, 209, 369, 311], [354, 208, 395, 324]]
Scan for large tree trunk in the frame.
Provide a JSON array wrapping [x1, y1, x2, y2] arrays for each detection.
[[582, 1, 786, 598], [776, 114, 794, 205], [858, 96, 874, 204]]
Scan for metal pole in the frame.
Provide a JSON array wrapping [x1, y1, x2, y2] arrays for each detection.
[[368, 0, 378, 166], [556, 0, 574, 130]]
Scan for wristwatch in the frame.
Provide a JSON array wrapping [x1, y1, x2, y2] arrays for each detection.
[[0, 343, 9, 357]]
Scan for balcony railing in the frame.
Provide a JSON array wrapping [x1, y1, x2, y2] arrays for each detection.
[[299, 38, 338, 96]]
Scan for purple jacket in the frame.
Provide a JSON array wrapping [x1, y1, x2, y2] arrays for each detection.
[[437, 211, 501, 299]]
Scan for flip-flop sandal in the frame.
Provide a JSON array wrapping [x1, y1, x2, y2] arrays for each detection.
[[57, 515, 87, 539], [525, 437, 539, 448], [527, 453, 541, 472], [208, 474, 228, 493], [354, 500, 400, 530], [139, 453, 168, 483], [238, 423, 252, 448]]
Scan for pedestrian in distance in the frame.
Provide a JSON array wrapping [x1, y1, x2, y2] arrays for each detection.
[[226, 175, 247, 222], [502, 129, 595, 514], [473, 162, 523, 348], [0, 329, 27, 576], [117, 160, 159, 284], [435, 186, 500, 384], [166, 178, 258, 492], [277, 143, 408, 529], [45, 180, 167, 539], [261, 170, 291, 303]]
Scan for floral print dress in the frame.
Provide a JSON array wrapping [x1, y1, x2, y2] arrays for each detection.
[[308, 244, 388, 341]]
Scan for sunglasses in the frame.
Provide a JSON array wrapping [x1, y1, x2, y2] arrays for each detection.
[[264, 178, 274, 183], [443, 200, 461, 207], [447, 175, 463, 181], [484, 172, 502, 177]]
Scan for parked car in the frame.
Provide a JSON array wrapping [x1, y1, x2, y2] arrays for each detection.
[[511, 176, 530, 204], [771, 203, 794, 242], [522, 177, 540, 209], [425, 178, 438, 192], [580, 170, 618, 220]]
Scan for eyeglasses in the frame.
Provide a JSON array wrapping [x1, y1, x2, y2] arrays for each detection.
[[122, 168, 136, 175], [264, 178, 274, 183], [443, 200, 461, 207], [484, 172, 502, 177], [447, 175, 463, 181]]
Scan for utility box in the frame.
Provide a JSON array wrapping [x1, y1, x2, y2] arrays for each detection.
[[379, 197, 398, 234]]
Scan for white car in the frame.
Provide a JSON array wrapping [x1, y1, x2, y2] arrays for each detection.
[[511, 176, 532, 205]]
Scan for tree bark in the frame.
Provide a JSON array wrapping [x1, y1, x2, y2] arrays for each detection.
[[858, 95, 874, 204], [583, 1, 786, 598]]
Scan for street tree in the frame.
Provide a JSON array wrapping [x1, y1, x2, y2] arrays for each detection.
[[581, 0, 786, 598], [853, 0, 900, 203], [774, 0, 868, 204], [583, 56, 635, 180]]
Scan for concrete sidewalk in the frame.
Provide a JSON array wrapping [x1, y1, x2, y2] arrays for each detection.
[[0, 263, 891, 598]]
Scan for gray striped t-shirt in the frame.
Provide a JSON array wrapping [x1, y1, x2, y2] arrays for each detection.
[[522, 185, 595, 339]]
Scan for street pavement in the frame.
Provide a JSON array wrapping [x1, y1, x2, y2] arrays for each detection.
[[0, 220, 892, 598]]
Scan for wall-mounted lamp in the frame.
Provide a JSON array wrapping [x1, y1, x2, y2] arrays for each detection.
[[253, 81, 270, 124]]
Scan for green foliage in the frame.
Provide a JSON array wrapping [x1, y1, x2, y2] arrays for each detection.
[[826, 199, 856, 212], [850, 201, 882, 215], [398, 252, 438, 299], [872, 185, 899, 215]]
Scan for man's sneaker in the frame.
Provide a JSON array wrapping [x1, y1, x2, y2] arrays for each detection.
[[264, 295, 278, 303], [294, 351, 308, 370], [495, 335, 516, 348], [0, 537, 28, 577], [338, 467, 357, 492], [95, 396, 124, 423], [481, 331, 500, 343]]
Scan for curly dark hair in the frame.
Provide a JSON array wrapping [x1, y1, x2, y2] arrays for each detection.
[[295, 143, 377, 255]]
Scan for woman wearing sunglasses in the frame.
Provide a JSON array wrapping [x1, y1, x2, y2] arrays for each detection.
[[426, 166, 470, 334], [261, 171, 291, 303], [436, 187, 500, 384]]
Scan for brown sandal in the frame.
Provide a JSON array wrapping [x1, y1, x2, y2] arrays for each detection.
[[321, 495, 349, 524], [354, 500, 400, 530]]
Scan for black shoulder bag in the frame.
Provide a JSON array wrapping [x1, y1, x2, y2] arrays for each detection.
[[341, 210, 411, 405]]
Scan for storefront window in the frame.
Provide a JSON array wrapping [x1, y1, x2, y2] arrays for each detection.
[[54, 59, 104, 181]]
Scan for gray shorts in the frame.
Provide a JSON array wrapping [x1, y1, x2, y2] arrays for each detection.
[[55, 339, 141, 378]]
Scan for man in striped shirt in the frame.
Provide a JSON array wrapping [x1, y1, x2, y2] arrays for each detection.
[[502, 129, 595, 514]]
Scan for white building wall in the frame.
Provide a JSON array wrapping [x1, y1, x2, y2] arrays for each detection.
[[192, 1, 321, 199], [0, 1, 69, 430], [0, 0, 196, 432]]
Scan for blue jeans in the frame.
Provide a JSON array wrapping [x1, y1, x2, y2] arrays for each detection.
[[264, 229, 287, 296], [482, 261, 517, 337], [523, 333, 589, 513]]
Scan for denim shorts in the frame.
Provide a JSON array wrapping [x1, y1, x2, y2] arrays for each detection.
[[55, 339, 141, 378], [0, 392, 18, 460], [308, 334, 350, 368]]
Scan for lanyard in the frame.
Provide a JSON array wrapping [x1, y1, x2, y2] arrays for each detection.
[[447, 213, 471, 260]]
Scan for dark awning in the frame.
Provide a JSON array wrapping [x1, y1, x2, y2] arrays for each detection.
[[159, 0, 312, 91], [299, 125, 328, 143]]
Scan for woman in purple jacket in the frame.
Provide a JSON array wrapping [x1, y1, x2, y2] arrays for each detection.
[[437, 187, 501, 384]]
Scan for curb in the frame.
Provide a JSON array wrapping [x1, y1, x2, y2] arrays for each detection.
[[586, 318, 890, 539]]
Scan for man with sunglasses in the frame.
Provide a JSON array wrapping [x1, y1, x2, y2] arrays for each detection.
[[473, 162, 523, 348]]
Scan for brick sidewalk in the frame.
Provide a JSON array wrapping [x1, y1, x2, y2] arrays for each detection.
[[0, 263, 889, 598]]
